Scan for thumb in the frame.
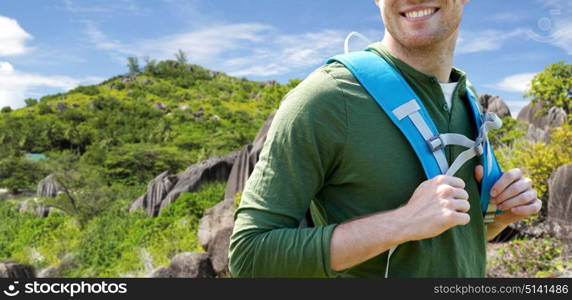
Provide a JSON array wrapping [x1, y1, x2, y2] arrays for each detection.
[[474, 165, 484, 183]]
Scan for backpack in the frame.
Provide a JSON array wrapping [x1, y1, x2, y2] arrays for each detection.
[[323, 49, 504, 224]]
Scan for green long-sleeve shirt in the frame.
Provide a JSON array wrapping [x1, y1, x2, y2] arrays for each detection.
[[229, 43, 487, 278]]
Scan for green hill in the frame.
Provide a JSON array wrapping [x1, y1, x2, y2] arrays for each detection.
[[0, 58, 300, 277], [0, 59, 300, 189]]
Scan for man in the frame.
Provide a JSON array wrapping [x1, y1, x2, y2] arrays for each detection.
[[229, 0, 541, 277]]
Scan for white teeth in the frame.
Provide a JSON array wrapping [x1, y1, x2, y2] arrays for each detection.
[[405, 8, 436, 19]]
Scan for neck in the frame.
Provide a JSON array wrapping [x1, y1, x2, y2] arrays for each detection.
[[381, 31, 458, 83]]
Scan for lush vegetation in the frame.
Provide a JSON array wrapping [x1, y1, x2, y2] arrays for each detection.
[[0, 58, 570, 278], [0, 183, 225, 277], [0, 157, 48, 194], [0, 54, 298, 277], [0, 55, 299, 186], [488, 237, 571, 277], [525, 61, 572, 119], [486, 62, 572, 277]]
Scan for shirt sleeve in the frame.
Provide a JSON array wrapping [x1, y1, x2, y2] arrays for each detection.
[[228, 67, 348, 277]]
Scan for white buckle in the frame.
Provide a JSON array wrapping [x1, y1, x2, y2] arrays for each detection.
[[427, 135, 444, 152]]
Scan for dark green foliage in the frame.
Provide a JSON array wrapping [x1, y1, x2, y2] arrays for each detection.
[[72, 85, 100, 96], [525, 61, 572, 120], [37, 102, 53, 115], [0, 57, 300, 277], [0, 182, 223, 277], [159, 183, 226, 218], [1, 106, 12, 113], [24, 98, 38, 107], [0, 156, 47, 193], [174, 49, 188, 65], [127, 56, 140, 74], [102, 144, 189, 185], [40, 151, 120, 229], [489, 116, 527, 148]]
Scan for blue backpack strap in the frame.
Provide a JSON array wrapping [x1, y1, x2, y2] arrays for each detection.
[[465, 91, 504, 220], [327, 51, 447, 179], [327, 50, 504, 219]]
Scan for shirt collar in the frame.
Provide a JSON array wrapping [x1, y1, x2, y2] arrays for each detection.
[[367, 42, 468, 95]]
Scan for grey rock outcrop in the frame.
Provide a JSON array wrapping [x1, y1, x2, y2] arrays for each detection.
[[135, 112, 277, 276], [19, 174, 60, 217], [223, 112, 274, 201], [197, 200, 234, 276], [37, 174, 60, 198], [517, 102, 568, 142], [478, 94, 511, 118], [122, 74, 138, 84], [0, 261, 36, 278], [129, 171, 177, 217], [129, 153, 238, 217], [18, 199, 51, 217], [195, 112, 275, 277], [56, 102, 67, 112], [207, 227, 233, 276], [548, 164, 572, 244], [150, 253, 215, 278], [198, 200, 234, 250]]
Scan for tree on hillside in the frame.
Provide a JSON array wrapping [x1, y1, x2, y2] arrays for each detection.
[[0, 157, 47, 194], [525, 61, 572, 120], [1, 106, 12, 113], [143, 56, 158, 74], [126, 56, 140, 74], [39, 151, 119, 229], [174, 49, 188, 65], [24, 98, 38, 107]]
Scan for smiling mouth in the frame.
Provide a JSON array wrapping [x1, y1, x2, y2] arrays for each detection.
[[400, 7, 440, 20]]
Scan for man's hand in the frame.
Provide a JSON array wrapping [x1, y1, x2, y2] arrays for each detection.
[[330, 175, 471, 271], [400, 175, 471, 241], [475, 166, 542, 236]]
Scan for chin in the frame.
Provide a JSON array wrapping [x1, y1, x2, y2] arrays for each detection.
[[397, 33, 447, 48]]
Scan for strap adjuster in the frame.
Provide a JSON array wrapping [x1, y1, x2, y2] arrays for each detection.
[[427, 135, 444, 152]]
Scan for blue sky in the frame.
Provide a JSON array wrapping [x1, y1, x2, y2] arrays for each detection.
[[0, 0, 571, 116]]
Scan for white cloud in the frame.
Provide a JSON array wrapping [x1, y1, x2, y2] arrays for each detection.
[[84, 21, 360, 78], [456, 29, 524, 54], [0, 62, 15, 73], [142, 23, 274, 64], [526, 0, 572, 54], [549, 20, 572, 55], [458, 2, 572, 56], [224, 29, 348, 77], [0, 61, 101, 109], [0, 16, 33, 57], [490, 72, 537, 93], [63, 0, 146, 15], [83, 21, 133, 55]]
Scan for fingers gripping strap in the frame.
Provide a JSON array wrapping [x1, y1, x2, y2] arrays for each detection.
[[327, 52, 505, 219]]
